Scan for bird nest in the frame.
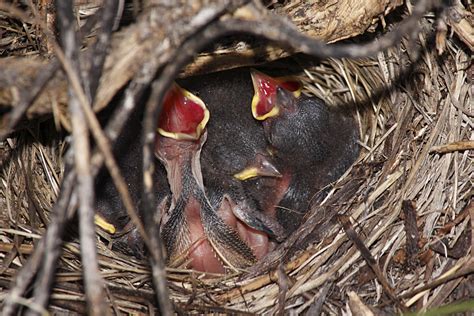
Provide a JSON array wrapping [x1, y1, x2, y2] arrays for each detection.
[[1, 1, 473, 315]]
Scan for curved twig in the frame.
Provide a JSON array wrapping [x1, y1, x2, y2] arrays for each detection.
[[141, 0, 436, 253]]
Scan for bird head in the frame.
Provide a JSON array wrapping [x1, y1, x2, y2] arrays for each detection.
[[250, 69, 302, 121], [155, 83, 209, 193]]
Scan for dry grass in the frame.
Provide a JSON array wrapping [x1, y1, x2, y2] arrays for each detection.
[[1, 2, 473, 315]]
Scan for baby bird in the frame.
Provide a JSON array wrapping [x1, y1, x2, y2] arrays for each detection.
[[249, 69, 360, 233], [155, 83, 271, 273], [179, 69, 287, 244]]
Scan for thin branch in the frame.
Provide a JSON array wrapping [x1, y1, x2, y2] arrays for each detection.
[[53, 27, 155, 278], [429, 140, 474, 154], [44, 0, 149, 256], [82, 0, 118, 101], [338, 215, 408, 312], [56, 1, 107, 315], [400, 258, 474, 300], [23, 1, 161, 313], [234, 0, 432, 59], [24, 1, 118, 312]]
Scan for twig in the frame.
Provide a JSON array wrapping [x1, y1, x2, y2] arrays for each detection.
[[50, 0, 153, 263], [81, 0, 118, 101], [402, 257, 474, 301], [230, 0, 431, 59], [55, 1, 107, 315], [28, 0, 163, 313], [26, 1, 119, 313], [468, 200, 474, 259], [338, 215, 408, 312], [276, 265, 289, 316], [148, 224, 174, 315], [429, 140, 474, 154], [52, 19, 163, 314]]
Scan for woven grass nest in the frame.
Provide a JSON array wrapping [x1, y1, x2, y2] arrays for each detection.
[[1, 1, 473, 315]]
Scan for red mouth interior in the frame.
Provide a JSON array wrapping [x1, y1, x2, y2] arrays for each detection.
[[253, 72, 301, 118], [253, 73, 279, 117], [159, 85, 206, 135]]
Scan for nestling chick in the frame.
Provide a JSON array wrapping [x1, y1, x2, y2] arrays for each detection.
[[155, 83, 271, 273], [249, 69, 360, 233]]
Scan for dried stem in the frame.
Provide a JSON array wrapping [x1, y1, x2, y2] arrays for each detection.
[[56, 1, 107, 314]]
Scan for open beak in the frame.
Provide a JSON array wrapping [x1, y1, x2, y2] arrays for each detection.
[[250, 69, 302, 121], [157, 83, 209, 141], [155, 83, 261, 273]]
